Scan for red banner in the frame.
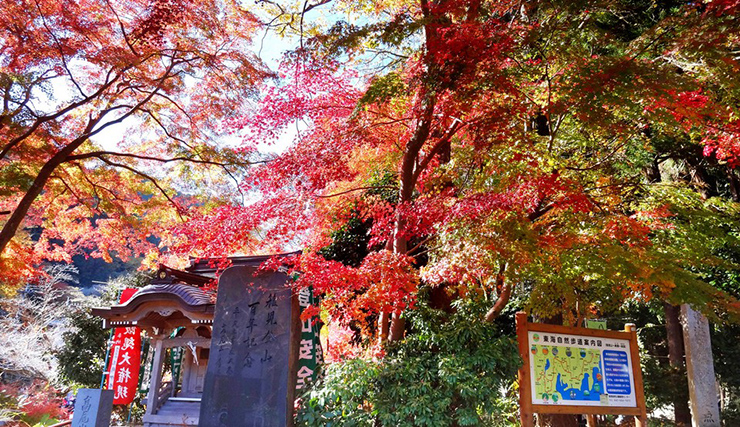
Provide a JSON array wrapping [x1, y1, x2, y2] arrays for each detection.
[[106, 288, 141, 405]]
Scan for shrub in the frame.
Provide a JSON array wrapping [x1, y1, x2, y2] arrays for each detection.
[[297, 296, 520, 426], [17, 381, 65, 425]]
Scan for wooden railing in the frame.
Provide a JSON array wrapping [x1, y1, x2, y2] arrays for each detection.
[[153, 380, 173, 414]]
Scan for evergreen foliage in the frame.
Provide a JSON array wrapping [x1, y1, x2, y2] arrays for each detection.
[[297, 295, 520, 426]]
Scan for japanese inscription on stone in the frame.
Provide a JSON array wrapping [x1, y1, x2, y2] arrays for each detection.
[[199, 266, 293, 427], [71, 389, 113, 427]]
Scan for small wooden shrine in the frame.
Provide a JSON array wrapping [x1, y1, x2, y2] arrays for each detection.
[[92, 254, 301, 427]]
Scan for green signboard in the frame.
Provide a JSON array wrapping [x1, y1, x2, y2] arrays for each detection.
[[296, 286, 322, 391], [137, 339, 153, 394], [585, 319, 607, 330]]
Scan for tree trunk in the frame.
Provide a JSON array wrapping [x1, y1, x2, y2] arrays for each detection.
[[685, 155, 717, 199], [0, 133, 89, 255], [387, 89, 435, 342], [484, 263, 510, 322], [665, 303, 692, 427], [727, 167, 740, 202], [378, 311, 390, 345], [644, 158, 661, 183], [647, 160, 692, 426]]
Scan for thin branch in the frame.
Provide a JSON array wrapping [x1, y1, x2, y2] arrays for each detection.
[[69, 162, 139, 206], [564, 138, 627, 172], [66, 151, 252, 167], [315, 185, 396, 199], [95, 157, 185, 222], [52, 174, 90, 211], [105, 0, 139, 56], [141, 108, 195, 149], [34, 0, 86, 97], [630, 24, 675, 61], [299, 0, 332, 48], [406, 235, 434, 256], [413, 119, 465, 183], [366, 48, 410, 60]]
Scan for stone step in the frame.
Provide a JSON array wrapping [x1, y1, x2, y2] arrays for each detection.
[[143, 399, 200, 427]]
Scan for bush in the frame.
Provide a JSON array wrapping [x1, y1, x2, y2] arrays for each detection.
[[7, 381, 66, 426], [297, 296, 520, 426]]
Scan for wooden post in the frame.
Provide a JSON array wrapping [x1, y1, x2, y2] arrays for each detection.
[[180, 345, 193, 396], [516, 312, 535, 427], [586, 414, 597, 426], [625, 323, 648, 427], [146, 336, 165, 415]]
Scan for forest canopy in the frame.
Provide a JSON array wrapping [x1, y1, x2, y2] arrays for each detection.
[[2, 0, 740, 348]]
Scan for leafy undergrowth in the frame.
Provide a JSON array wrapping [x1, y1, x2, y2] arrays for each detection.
[[297, 297, 520, 427]]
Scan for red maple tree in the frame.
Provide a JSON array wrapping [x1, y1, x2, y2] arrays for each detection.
[[0, 0, 269, 285], [171, 0, 740, 348]]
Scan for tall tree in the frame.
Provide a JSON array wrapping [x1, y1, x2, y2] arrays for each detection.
[[0, 0, 269, 286], [177, 0, 740, 356]]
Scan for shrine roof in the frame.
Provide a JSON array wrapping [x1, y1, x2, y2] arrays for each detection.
[[91, 282, 215, 328], [134, 283, 214, 306], [185, 251, 301, 277], [91, 252, 301, 328]]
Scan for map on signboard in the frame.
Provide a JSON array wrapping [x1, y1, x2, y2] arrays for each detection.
[[528, 331, 636, 408]]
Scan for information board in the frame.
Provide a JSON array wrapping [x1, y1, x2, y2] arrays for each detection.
[[528, 330, 636, 407], [515, 312, 647, 427]]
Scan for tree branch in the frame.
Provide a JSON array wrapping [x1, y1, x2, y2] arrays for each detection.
[[484, 263, 510, 322], [95, 157, 185, 222], [105, 0, 139, 56], [67, 151, 253, 167], [413, 118, 464, 183], [0, 59, 178, 255], [0, 66, 122, 161], [315, 185, 396, 199]]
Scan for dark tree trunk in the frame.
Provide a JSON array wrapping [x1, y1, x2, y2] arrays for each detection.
[[664, 303, 692, 427], [685, 155, 717, 199], [644, 158, 661, 184], [727, 167, 740, 202], [646, 160, 692, 426]]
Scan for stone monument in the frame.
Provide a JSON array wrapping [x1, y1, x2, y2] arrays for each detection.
[[71, 389, 114, 427], [681, 304, 721, 427], [198, 266, 299, 427]]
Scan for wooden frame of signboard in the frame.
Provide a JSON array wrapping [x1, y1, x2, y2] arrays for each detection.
[[516, 312, 648, 427]]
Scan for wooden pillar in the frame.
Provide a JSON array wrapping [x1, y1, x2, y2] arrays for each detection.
[[146, 336, 165, 415], [180, 345, 194, 396], [516, 312, 534, 427], [625, 323, 648, 427]]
